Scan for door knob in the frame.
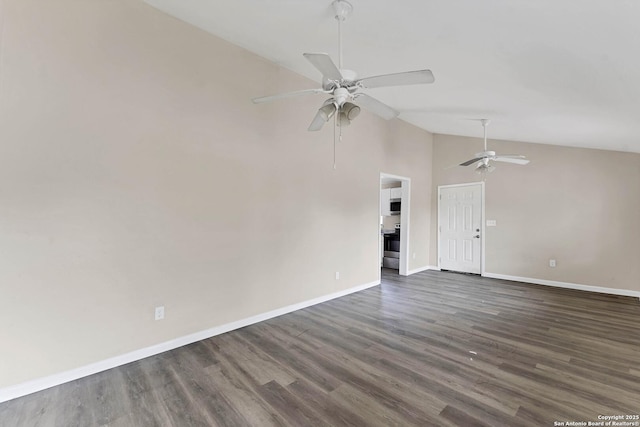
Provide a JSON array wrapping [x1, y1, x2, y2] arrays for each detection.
[[473, 235, 480, 238]]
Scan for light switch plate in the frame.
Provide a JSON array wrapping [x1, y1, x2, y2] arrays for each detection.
[[486, 220, 497, 227]]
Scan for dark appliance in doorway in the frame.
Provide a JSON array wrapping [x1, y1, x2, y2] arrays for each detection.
[[383, 224, 401, 269], [389, 200, 401, 215]]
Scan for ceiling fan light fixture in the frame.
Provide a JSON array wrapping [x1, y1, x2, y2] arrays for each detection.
[[342, 102, 361, 120], [337, 111, 351, 127], [475, 163, 495, 174], [319, 101, 337, 121]]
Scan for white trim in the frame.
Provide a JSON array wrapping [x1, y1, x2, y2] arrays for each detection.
[[483, 272, 640, 299], [407, 265, 430, 275], [380, 172, 410, 182], [407, 265, 440, 275], [399, 179, 411, 276], [480, 182, 486, 275], [0, 280, 380, 404]]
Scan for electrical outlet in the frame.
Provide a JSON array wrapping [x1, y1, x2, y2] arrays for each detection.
[[549, 259, 556, 268], [155, 306, 165, 320], [335, 272, 340, 280]]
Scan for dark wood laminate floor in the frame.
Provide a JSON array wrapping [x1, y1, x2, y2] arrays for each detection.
[[2, 269, 639, 426]]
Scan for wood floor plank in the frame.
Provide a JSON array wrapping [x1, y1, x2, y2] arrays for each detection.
[[288, 329, 452, 422], [202, 364, 289, 427], [329, 383, 436, 427], [238, 324, 345, 392], [534, 363, 640, 409], [1, 269, 639, 426], [499, 362, 636, 414], [213, 332, 298, 386], [286, 378, 371, 427], [257, 380, 332, 427], [439, 404, 494, 427], [165, 352, 250, 427]]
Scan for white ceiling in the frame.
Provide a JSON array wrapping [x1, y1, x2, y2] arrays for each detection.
[[144, 0, 640, 154]]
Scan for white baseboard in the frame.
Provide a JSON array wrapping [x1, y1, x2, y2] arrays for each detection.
[[407, 265, 440, 275], [483, 272, 640, 299], [0, 280, 380, 404]]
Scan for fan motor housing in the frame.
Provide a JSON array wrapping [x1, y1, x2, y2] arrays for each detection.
[[476, 150, 496, 158], [333, 87, 350, 106]]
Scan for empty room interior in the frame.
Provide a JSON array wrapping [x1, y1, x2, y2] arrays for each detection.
[[1, 0, 639, 426]]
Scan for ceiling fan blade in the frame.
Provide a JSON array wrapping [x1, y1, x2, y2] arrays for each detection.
[[460, 157, 484, 166], [357, 69, 435, 89], [308, 110, 327, 131], [303, 53, 343, 81], [354, 94, 398, 120], [444, 163, 463, 170], [252, 88, 328, 104], [494, 156, 530, 165]]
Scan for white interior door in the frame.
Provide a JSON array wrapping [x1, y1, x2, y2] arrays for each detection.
[[438, 183, 483, 274]]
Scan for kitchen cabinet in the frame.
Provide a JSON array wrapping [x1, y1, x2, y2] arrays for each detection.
[[380, 188, 391, 216], [390, 187, 402, 200]]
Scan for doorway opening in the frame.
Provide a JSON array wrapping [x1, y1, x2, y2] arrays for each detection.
[[379, 173, 411, 278], [437, 182, 485, 275]]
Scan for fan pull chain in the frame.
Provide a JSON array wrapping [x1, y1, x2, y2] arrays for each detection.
[[333, 114, 337, 170]]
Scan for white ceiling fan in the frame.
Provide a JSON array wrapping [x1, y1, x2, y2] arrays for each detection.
[[252, 0, 435, 131], [459, 119, 530, 174]]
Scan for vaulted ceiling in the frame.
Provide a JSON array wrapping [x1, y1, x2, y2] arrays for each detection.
[[144, 0, 640, 154]]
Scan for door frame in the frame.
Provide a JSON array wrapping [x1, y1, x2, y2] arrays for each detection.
[[437, 182, 485, 275], [379, 173, 411, 278]]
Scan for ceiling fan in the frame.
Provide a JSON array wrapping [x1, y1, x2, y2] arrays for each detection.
[[459, 119, 530, 174], [252, 0, 435, 131]]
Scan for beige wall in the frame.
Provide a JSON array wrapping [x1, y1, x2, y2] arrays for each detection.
[[0, 0, 433, 389], [431, 134, 640, 292]]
